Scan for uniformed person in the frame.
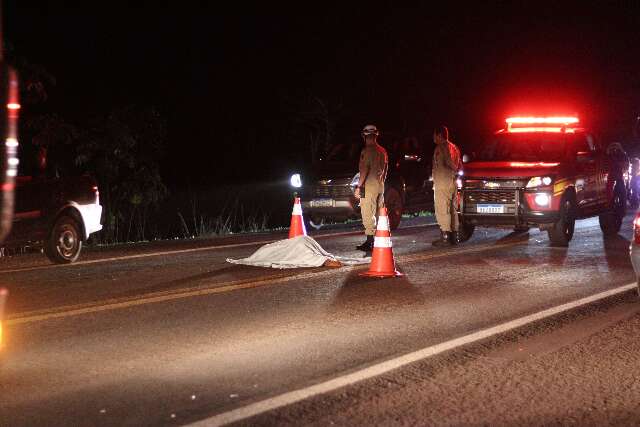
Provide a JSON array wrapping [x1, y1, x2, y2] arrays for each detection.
[[354, 124, 388, 251], [432, 125, 462, 246]]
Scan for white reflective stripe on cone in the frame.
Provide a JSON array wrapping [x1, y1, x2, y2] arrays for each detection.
[[292, 204, 303, 215], [374, 236, 392, 248], [377, 216, 389, 231]]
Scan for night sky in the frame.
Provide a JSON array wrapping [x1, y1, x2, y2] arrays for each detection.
[[6, 2, 640, 186]]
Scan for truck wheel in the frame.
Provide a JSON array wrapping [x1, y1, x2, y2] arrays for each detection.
[[385, 187, 403, 231], [44, 215, 83, 264], [599, 183, 626, 236], [548, 195, 575, 247], [457, 221, 475, 243]]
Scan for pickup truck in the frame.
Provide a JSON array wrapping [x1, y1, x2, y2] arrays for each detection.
[[4, 145, 103, 263], [290, 138, 434, 230], [459, 116, 628, 246]]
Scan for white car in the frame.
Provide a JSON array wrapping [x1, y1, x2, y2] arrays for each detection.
[[630, 210, 640, 296]]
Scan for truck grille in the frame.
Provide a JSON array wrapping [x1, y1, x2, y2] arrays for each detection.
[[463, 179, 526, 189], [310, 185, 353, 199], [465, 190, 516, 204]]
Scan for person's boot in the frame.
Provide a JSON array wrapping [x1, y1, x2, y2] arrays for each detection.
[[432, 230, 451, 247], [450, 230, 459, 245], [356, 235, 374, 251]]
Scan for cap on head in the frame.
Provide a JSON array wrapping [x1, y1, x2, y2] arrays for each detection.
[[362, 124, 380, 137]]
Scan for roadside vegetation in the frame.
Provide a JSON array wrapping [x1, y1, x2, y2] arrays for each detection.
[[8, 46, 298, 246]]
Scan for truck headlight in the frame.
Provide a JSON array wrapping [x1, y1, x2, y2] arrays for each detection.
[[290, 173, 302, 188], [350, 172, 360, 188], [526, 176, 553, 188]]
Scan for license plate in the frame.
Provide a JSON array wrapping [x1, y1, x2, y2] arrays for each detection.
[[477, 204, 505, 214], [310, 199, 334, 208]]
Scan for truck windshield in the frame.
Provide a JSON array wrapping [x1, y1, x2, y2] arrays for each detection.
[[477, 133, 568, 162], [323, 142, 361, 162]]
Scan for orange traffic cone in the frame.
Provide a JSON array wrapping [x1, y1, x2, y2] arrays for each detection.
[[288, 197, 307, 238], [359, 207, 403, 278]]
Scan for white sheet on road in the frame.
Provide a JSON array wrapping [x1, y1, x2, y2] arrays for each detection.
[[226, 236, 369, 269]]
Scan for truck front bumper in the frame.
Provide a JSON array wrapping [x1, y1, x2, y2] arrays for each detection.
[[459, 188, 560, 228]]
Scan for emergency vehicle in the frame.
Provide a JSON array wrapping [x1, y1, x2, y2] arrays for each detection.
[[458, 116, 628, 246]]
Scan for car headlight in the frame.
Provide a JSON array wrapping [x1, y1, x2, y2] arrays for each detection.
[[526, 176, 553, 188], [290, 173, 302, 188]]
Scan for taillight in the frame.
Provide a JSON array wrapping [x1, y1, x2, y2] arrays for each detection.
[[634, 212, 640, 244]]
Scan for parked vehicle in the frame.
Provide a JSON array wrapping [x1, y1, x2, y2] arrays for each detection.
[[459, 116, 628, 246], [290, 137, 434, 230], [629, 210, 640, 296], [4, 144, 103, 263], [628, 157, 640, 208]]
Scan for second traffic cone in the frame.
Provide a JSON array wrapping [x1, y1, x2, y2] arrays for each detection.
[[359, 207, 403, 278], [288, 197, 307, 238]]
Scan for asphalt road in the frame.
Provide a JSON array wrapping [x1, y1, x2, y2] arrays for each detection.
[[0, 214, 638, 426]]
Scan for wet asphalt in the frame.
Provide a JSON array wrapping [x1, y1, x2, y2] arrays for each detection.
[[0, 214, 638, 426]]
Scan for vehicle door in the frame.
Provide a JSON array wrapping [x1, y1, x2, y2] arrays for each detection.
[[11, 146, 47, 243], [571, 133, 599, 209], [588, 134, 610, 208]]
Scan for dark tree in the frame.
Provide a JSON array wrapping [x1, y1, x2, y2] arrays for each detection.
[[75, 106, 167, 242]]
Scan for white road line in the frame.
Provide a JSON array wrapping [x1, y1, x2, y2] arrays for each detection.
[[191, 282, 639, 427], [0, 223, 436, 275]]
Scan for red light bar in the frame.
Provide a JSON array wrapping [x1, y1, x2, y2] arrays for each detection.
[[510, 162, 560, 167], [507, 127, 562, 133], [506, 127, 576, 134], [506, 116, 579, 125]]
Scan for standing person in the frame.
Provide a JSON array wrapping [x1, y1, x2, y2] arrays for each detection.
[[431, 125, 462, 246], [354, 124, 388, 251]]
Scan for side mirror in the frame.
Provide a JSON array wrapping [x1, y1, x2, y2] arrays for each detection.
[[576, 151, 593, 163]]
